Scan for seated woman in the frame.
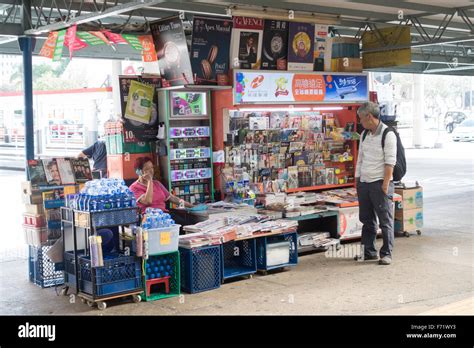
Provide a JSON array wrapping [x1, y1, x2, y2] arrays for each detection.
[[129, 157, 193, 225]]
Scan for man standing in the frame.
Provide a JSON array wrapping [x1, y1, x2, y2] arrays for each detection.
[[79, 138, 107, 178], [355, 102, 397, 265]]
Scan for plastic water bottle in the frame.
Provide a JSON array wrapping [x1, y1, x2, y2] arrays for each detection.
[[83, 194, 90, 211]]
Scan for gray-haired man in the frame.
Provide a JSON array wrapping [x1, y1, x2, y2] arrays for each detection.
[[355, 102, 397, 265]]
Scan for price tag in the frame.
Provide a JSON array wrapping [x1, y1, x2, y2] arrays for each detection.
[[160, 232, 171, 245]]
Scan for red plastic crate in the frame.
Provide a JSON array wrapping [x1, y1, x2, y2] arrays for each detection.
[[23, 213, 46, 227], [107, 153, 153, 180]]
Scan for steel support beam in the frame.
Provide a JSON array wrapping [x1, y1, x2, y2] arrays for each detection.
[[24, 0, 169, 34]]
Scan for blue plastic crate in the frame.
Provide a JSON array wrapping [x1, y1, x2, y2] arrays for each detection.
[[257, 232, 298, 271], [78, 254, 142, 297], [74, 208, 138, 229], [180, 245, 221, 294], [64, 250, 85, 288], [28, 245, 64, 288], [220, 239, 257, 281]]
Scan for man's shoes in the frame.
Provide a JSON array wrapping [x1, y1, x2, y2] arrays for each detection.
[[379, 256, 392, 265], [354, 254, 379, 261]]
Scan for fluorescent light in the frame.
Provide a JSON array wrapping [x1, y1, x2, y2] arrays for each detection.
[[236, 107, 312, 112], [312, 106, 344, 111]]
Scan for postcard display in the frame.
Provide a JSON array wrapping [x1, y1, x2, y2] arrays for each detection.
[[158, 90, 214, 206], [222, 71, 368, 196]]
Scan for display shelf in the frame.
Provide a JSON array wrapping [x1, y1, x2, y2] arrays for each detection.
[[159, 89, 215, 207], [286, 183, 354, 193]]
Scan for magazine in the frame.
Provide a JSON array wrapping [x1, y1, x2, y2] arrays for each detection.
[[287, 166, 298, 189], [298, 165, 312, 187], [287, 22, 315, 71], [56, 158, 75, 185], [27, 160, 48, 187], [261, 20, 289, 70], [249, 116, 269, 130], [42, 159, 61, 185], [70, 158, 93, 183], [191, 16, 233, 85], [149, 15, 193, 86], [230, 16, 264, 69]]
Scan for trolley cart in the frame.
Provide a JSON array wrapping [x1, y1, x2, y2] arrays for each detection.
[[60, 206, 141, 309], [78, 290, 142, 310]]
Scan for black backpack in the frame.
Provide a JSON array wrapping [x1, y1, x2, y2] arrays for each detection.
[[362, 127, 407, 182]]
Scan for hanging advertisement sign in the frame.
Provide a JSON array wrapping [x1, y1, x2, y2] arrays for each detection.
[[52, 30, 66, 61], [234, 70, 368, 104], [39, 32, 59, 59], [124, 80, 154, 124], [190, 16, 233, 85], [76, 31, 108, 46], [64, 24, 88, 59], [138, 35, 158, 62], [103, 31, 127, 44], [122, 34, 143, 51], [150, 15, 193, 87], [119, 75, 161, 142]]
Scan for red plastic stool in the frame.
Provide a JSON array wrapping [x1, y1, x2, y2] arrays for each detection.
[[146, 276, 171, 296]]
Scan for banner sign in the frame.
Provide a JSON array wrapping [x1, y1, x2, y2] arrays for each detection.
[[77, 31, 108, 46], [65, 25, 88, 59], [122, 34, 143, 50], [119, 75, 161, 142], [234, 70, 368, 104], [52, 30, 66, 61], [103, 31, 127, 44], [138, 35, 158, 62], [39, 32, 59, 59]]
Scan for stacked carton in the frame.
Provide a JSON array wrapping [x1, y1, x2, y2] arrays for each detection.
[[22, 181, 79, 246], [394, 185, 423, 234]]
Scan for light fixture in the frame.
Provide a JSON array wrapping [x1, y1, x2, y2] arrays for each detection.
[[236, 107, 312, 112], [231, 6, 339, 25], [312, 106, 344, 111]]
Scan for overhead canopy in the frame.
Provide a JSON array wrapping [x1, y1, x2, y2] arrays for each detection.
[[0, 0, 473, 75]]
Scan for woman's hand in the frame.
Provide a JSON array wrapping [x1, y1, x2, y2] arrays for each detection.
[[143, 173, 153, 183]]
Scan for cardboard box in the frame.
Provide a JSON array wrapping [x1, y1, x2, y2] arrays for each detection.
[[395, 186, 423, 211], [21, 192, 43, 205], [21, 181, 34, 195], [338, 206, 363, 240], [24, 203, 45, 215], [63, 185, 79, 195], [23, 225, 47, 246], [331, 58, 363, 72], [21, 181, 43, 204], [395, 208, 423, 233], [107, 153, 153, 180]]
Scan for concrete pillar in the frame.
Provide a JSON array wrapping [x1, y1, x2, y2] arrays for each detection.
[[413, 73, 424, 148], [84, 100, 99, 146], [111, 60, 122, 119]]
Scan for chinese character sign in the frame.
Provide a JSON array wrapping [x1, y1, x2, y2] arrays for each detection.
[[234, 71, 368, 104]]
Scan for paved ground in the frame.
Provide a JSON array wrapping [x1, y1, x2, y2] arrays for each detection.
[[0, 137, 472, 315]]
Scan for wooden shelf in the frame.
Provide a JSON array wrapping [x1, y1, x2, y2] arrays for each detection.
[[286, 183, 354, 193]]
